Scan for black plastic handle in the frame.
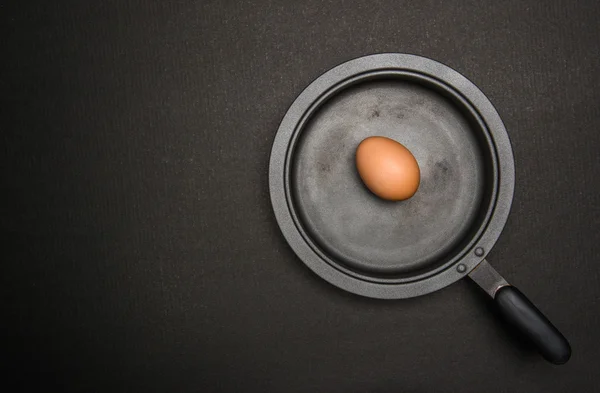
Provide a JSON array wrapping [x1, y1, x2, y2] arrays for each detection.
[[495, 286, 571, 364]]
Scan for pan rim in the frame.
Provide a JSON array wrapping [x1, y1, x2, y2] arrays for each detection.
[[269, 53, 515, 299]]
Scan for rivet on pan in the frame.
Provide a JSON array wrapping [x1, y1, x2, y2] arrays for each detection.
[[475, 247, 485, 257], [457, 264, 467, 273]]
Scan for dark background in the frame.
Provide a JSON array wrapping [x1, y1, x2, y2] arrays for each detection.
[[2, 0, 599, 392]]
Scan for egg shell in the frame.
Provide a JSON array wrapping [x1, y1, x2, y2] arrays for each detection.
[[355, 136, 421, 201]]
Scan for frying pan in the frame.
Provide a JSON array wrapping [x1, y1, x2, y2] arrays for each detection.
[[269, 54, 571, 364]]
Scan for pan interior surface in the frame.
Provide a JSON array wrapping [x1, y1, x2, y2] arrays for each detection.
[[291, 78, 494, 277]]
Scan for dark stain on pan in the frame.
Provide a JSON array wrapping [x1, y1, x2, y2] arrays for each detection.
[[312, 125, 355, 180], [431, 159, 452, 189], [318, 162, 331, 173], [369, 109, 381, 119]]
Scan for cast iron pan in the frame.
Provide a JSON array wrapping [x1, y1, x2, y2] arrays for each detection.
[[269, 54, 571, 364]]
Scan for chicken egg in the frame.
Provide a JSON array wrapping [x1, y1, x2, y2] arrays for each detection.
[[355, 136, 420, 201]]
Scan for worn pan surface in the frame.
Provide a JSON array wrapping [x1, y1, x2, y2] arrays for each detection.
[[269, 54, 570, 364]]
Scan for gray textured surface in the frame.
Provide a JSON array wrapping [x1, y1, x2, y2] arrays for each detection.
[[2, 0, 600, 392], [293, 79, 486, 272]]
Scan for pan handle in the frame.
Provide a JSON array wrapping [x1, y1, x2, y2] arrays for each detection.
[[469, 260, 571, 365]]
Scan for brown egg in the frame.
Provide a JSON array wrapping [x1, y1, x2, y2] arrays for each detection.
[[355, 136, 420, 201]]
